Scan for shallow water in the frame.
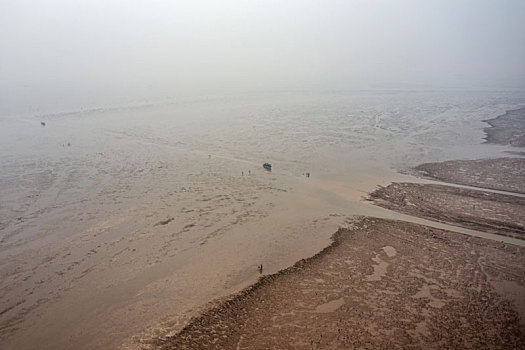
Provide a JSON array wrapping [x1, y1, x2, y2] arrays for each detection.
[[1, 91, 524, 349]]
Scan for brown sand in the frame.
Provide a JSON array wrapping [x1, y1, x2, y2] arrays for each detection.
[[151, 217, 525, 349], [413, 158, 525, 194], [369, 182, 525, 239], [483, 107, 525, 147]]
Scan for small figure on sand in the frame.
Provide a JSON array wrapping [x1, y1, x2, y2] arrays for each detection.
[[258, 264, 263, 274], [242, 171, 244, 176]]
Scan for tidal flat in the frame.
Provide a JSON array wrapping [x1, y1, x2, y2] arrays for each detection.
[[1, 92, 524, 349]]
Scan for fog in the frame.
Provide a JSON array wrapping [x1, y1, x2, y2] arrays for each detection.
[[1, 0, 525, 115]]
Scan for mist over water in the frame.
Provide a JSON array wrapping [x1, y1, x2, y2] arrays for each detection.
[[2, 0, 525, 116]]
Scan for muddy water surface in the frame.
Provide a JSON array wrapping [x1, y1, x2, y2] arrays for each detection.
[[1, 91, 524, 349]]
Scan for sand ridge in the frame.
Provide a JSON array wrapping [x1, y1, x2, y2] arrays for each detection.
[[413, 158, 525, 195], [369, 182, 525, 239]]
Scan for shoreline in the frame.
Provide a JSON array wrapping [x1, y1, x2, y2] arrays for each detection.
[[2, 98, 524, 349], [152, 217, 525, 349], [143, 106, 525, 349], [369, 182, 525, 240], [149, 222, 351, 348], [412, 158, 525, 195], [483, 107, 525, 147]]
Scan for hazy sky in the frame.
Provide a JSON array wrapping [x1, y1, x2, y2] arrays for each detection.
[[1, 0, 525, 114]]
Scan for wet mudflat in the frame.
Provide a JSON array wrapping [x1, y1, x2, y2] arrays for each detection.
[[1, 93, 524, 349], [369, 182, 525, 239], [413, 157, 525, 194], [372, 111, 525, 240], [153, 217, 525, 350], [483, 107, 525, 147], [148, 104, 525, 349]]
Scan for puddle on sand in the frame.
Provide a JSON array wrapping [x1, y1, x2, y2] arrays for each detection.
[[366, 255, 389, 281], [315, 298, 345, 313]]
